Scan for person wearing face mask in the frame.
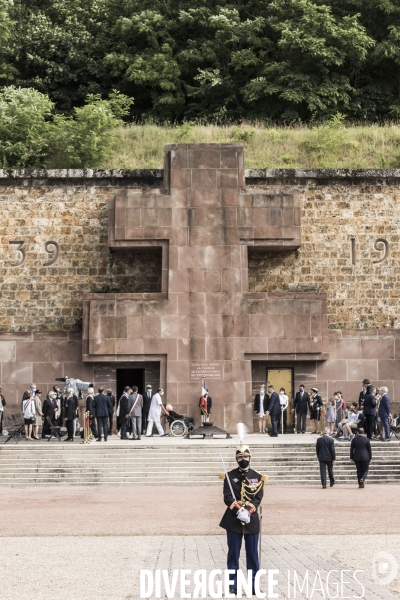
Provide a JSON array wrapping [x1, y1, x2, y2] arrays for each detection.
[[21, 383, 36, 411], [219, 441, 268, 595], [146, 388, 168, 437], [254, 385, 268, 434], [292, 385, 310, 434]]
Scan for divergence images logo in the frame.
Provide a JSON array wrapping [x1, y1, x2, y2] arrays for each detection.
[[372, 551, 398, 586]]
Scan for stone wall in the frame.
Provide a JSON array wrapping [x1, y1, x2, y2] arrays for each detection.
[[1, 170, 400, 333], [247, 171, 400, 330], [0, 174, 162, 332]]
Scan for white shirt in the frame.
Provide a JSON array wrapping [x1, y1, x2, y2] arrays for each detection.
[[279, 393, 289, 408], [23, 398, 36, 419], [148, 393, 163, 421]]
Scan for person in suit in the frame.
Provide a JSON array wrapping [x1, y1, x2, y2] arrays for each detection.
[[142, 385, 153, 435], [42, 391, 58, 438], [129, 386, 143, 440], [64, 388, 78, 442], [266, 385, 280, 437], [378, 386, 391, 441], [316, 427, 336, 488], [292, 385, 310, 434], [106, 389, 116, 435], [254, 386, 268, 433], [363, 385, 377, 439], [350, 428, 372, 487], [93, 387, 112, 442], [33, 390, 44, 440], [0, 387, 6, 436], [119, 387, 132, 439], [85, 387, 98, 438], [358, 379, 370, 408]]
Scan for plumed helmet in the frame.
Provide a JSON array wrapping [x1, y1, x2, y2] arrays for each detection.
[[236, 423, 251, 458], [236, 443, 251, 458]]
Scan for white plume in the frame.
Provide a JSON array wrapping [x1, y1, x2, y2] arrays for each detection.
[[236, 422, 247, 444]]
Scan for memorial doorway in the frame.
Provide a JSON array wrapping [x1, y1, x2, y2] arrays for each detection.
[[116, 368, 145, 398], [267, 367, 294, 429]]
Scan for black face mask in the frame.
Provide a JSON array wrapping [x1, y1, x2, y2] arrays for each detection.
[[237, 459, 250, 470]]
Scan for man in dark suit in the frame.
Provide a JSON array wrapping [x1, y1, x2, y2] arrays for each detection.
[[93, 387, 112, 442], [142, 385, 153, 435], [363, 385, 377, 439], [378, 386, 391, 441], [106, 389, 115, 435], [292, 385, 310, 433], [42, 391, 58, 438], [316, 428, 336, 488], [266, 385, 281, 437], [350, 428, 372, 487], [358, 379, 370, 408], [119, 386, 132, 439]]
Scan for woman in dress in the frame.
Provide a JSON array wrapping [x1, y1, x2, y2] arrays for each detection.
[[324, 398, 336, 435], [22, 391, 35, 441], [309, 388, 323, 434], [33, 389, 44, 440], [254, 386, 268, 433], [334, 392, 344, 434]]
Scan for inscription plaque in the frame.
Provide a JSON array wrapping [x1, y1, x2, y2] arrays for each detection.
[[190, 362, 222, 381]]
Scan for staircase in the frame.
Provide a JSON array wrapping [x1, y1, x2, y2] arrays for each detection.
[[0, 442, 399, 486]]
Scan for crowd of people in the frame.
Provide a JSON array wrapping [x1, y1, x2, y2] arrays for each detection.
[[254, 379, 396, 441]]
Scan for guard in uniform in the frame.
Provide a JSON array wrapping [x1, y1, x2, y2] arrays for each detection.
[[219, 442, 268, 595]]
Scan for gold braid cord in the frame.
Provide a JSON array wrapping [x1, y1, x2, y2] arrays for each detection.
[[240, 479, 264, 506]]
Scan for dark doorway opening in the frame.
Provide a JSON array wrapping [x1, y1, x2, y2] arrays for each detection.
[[116, 368, 145, 400]]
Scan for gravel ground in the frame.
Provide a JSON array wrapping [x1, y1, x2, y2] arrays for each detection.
[[304, 535, 400, 599], [0, 484, 399, 536]]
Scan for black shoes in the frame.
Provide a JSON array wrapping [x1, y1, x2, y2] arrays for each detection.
[[330, 481, 335, 487], [359, 479, 364, 488], [322, 486, 327, 489], [229, 588, 237, 595]]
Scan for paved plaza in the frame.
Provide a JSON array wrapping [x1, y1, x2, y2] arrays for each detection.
[[1, 484, 400, 599]]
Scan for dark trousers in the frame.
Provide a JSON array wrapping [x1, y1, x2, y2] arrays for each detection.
[[319, 461, 335, 487], [0, 412, 3, 434], [89, 416, 98, 437], [66, 419, 74, 440], [97, 416, 109, 441], [227, 531, 259, 590], [296, 412, 307, 433], [108, 413, 113, 434], [381, 416, 390, 440], [142, 410, 149, 434], [42, 415, 54, 437], [120, 415, 129, 439], [270, 414, 278, 436], [355, 460, 369, 483], [365, 414, 375, 439]]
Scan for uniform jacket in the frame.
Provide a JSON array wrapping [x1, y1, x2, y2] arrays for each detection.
[[206, 395, 212, 413], [350, 435, 372, 462], [363, 392, 377, 416], [92, 394, 112, 418], [267, 391, 281, 416], [316, 435, 336, 462], [219, 467, 265, 535], [85, 394, 95, 418], [254, 393, 268, 414], [64, 394, 78, 420], [129, 393, 143, 417], [378, 394, 391, 418], [294, 391, 310, 414]]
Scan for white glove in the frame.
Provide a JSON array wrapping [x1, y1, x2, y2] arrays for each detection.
[[237, 508, 251, 524]]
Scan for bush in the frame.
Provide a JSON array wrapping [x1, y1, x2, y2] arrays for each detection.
[[48, 91, 133, 168], [0, 86, 53, 168]]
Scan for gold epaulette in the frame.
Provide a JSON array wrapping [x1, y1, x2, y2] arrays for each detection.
[[261, 474, 268, 482], [219, 472, 226, 480]]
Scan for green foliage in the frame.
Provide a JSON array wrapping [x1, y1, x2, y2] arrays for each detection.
[[0, 86, 53, 167], [48, 91, 133, 168], [2, 0, 400, 123]]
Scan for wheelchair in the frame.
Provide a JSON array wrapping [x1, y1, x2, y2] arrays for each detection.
[[166, 415, 195, 438]]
